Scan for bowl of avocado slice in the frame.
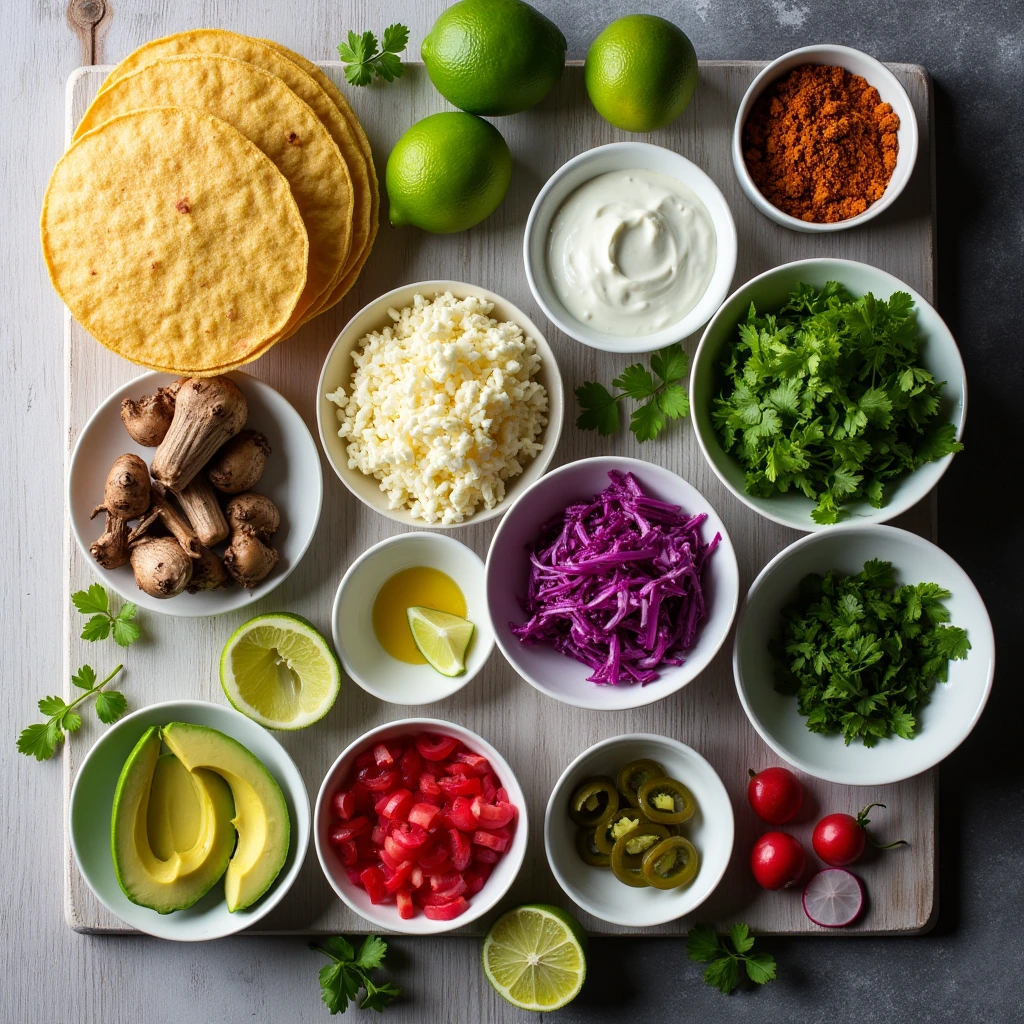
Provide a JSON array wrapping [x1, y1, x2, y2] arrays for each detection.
[[69, 699, 310, 940]]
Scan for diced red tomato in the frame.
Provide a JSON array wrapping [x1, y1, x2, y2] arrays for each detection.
[[423, 897, 469, 921], [358, 766, 398, 792], [496, 787, 509, 804], [381, 788, 413, 821], [430, 874, 468, 900], [446, 797, 479, 832], [415, 734, 459, 762], [383, 861, 413, 893], [409, 865, 424, 890], [329, 817, 369, 844], [464, 863, 492, 895], [455, 752, 492, 775], [331, 790, 356, 821], [335, 838, 358, 867], [418, 772, 441, 797], [440, 760, 471, 776], [448, 828, 472, 872], [399, 748, 422, 789], [416, 842, 449, 870], [422, 857, 454, 877], [438, 774, 482, 798], [373, 743, 394, 767], [396, 886, 414, 920], [360, 866, 388, 904], [473, 829, 510, 853], [471, 797, 515, 829], [472, 846, 500, 864], [370, 823, 387, 846], [354, 749, 375, 770], [481, 774, 498, 802], [408, 802, 440, 830], [389, 821, 428, 851]]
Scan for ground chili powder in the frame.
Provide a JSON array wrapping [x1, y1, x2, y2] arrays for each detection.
[[742, 64, 900, 223]]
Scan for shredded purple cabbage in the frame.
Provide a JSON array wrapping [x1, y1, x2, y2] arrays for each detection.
[[510, 471, 720, 686]]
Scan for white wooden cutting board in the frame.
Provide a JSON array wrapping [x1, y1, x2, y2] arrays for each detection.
[[63, 60, 938, 935]]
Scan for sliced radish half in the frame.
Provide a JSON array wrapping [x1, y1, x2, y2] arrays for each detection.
[[802, 868, 864, 927]]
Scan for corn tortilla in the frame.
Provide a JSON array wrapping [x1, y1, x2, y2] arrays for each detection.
[[99, 30, 372, 307], [77, 54, 351, 330], [42, 107, 308, 373]]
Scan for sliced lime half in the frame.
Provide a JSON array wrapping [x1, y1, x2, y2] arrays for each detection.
[[220, 613, 341, 730], [482, 903, 587, 1012], [406, 606, 474, 677]]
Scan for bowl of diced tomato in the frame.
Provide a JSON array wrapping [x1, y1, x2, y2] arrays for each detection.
[[314, 719, 529, 934]]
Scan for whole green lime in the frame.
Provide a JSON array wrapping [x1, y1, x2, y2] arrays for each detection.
[[421, 0, 566, 116], [585, 15, 698, 133], [386, 112, 512, 233]]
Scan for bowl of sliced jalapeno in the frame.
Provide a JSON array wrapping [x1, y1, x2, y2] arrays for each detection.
[[545, 733, 734, 927]]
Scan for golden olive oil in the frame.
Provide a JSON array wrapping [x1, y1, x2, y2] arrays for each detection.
[[373, 566, 466, 664]]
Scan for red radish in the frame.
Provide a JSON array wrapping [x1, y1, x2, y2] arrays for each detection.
[[812, 803, 907, 866], [751, 832, 806, 889], [747, 767, 803, 824], [802, 869, 864, 927]]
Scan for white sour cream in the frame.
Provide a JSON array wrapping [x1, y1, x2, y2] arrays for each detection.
[[547, 168, 717, 337]]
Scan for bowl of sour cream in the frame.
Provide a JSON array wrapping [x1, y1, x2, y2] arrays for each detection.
[[524, 142, 737, 354]]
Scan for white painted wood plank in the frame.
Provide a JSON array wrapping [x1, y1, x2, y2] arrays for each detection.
[[63, 60, 937, 937]]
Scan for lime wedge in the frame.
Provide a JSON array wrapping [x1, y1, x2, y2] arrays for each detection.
[[406, 606, 474, 677], [220, 613, 341, 730], [482, 904, 587, 1012]]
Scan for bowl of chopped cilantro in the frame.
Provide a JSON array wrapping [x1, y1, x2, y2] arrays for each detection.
[[733, 525, 994, 785], [690, 259, 965, 530]]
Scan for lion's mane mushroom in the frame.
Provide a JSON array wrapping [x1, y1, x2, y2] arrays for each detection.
[[151, 377, 248, 491], [172, 476, 229, 547], [119, 384, 179, 447], [186, 545, 232, 593], [224, 492, 280, 539], [128, 536, 193, 598], [207, 429, 271, 494], [93, 453, 151, 521], [89, 510, 130, 569]]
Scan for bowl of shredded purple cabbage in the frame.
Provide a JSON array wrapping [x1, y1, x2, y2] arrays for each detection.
[[487, 458, 740, 710]]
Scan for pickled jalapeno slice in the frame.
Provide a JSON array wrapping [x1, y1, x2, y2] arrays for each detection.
[[616, 759, 666, 807], [610, 823, 671, 880], [637, 776, 696, 825], [641, 836, 699, 889], [594, 807, 650, 855], [575, 827, 611, 867], [568, 776, 620, 827]]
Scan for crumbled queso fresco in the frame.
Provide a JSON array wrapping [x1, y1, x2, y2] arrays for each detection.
[[326, 292, 548, 525]]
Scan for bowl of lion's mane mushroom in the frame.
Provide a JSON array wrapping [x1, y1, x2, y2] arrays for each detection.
[[69, 372, 323, 616]]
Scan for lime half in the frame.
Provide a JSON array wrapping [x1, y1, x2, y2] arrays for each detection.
[[406, 606, 475, 677], [482, 904, 587, 1012], [221, 613, 341, 730]]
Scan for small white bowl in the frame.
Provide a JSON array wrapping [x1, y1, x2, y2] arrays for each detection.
[[524, 142, 738, 354], [545, 733, 734, 928], [486, 456, 740, 711], [332, 533, 495, 705], [314, 718, 528, 935], [316, 281, 564, 530], [732, 44, 919, 232], [68, 699, 310, 941], [734, 525, 995, 786], [68, 370, 323, 616], [690, 258, 966, 532]]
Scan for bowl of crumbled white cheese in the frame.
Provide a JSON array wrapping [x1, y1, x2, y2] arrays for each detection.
[[317, 283, 564, 528]]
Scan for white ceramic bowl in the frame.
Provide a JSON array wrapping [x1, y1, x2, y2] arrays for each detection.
[[316, 281, 564, 530], [545, 733, 734, 927], [314, 718, 528, 934], [68, 699, 310, 941], [332, 533, 495, 705], [486, 456, 740, 711], [690, 258, 966, 532], [68, 370, 323, 616], [524, 142, 738, 354], [732, 44, 919, 232], [734, 525, 995, 786]]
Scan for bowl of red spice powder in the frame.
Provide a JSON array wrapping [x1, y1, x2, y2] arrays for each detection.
[[732, 44, 919, 231]]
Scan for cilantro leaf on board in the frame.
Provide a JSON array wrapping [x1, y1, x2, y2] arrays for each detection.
[[338, 24, 409, 86], [711, 283, 963, 522], [73, 586, 142, 648], [686, 923, 777, 995], [311, 934, 401, 1014], [771, 559, 970, 746], [72, 582, 108, 615], [576, 344, 691, 442]]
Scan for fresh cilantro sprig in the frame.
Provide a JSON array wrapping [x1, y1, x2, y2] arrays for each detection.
[[72, 583, 141, 648], [337, 24, 409, 86], [311, 934, 401, 1014], [17, 664, 127, 761], [686, 923, 777, 994], [576, 343, 690, 442], [711, 282, 963, 524], [772, 558, 971, 746]]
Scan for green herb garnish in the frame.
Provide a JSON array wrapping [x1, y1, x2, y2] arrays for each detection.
[[73, 583, 141, 648], [711, 282, 963, 524], [311, 934, 401, 1014], [686, 923, 777, 994], [576, 343, 690, 442], [337, 24, 409, 86], [772, 558, 971, 746], [17, 664, 127, 761]]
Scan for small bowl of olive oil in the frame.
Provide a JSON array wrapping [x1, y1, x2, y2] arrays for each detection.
[[332, 533, 495, 705]]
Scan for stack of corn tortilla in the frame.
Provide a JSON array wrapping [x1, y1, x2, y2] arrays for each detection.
[[41, 30, 378, 374]]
